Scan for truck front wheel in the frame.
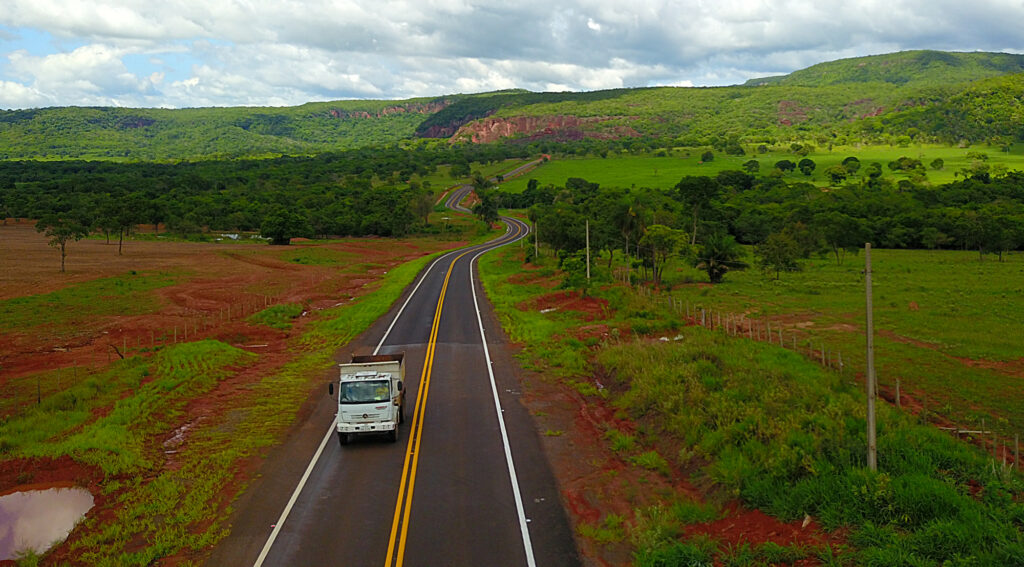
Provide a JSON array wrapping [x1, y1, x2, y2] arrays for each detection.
[[388, 427, 398, 443], [337, 432, 349, 446]]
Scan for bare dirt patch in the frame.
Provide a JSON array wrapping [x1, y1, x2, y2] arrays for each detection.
[[524, 290, 610, 322]]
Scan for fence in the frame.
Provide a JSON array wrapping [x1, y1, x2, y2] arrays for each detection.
[[632, 284, 1021, 472]]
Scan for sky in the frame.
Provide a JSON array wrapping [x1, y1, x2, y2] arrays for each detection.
[[0, 0, 1022, 110]]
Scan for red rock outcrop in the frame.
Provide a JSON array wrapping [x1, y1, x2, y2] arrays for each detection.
[[327, 101, 449, 120], [453, 115, 639, 143]]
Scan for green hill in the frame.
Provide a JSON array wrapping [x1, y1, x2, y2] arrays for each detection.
[[1, 50, 1023, 161], [743, 50, 1024, 87]]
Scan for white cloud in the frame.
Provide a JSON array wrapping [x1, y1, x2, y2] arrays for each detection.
[[0, 0, 1023, 108], [0, 80, 48, 107]]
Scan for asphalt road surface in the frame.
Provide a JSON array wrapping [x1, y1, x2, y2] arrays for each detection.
[[206, 192, 579, 567]]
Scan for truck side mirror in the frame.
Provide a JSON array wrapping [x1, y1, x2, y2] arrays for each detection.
[[396, 381, 403, 391], [328, 383, 334, 396]]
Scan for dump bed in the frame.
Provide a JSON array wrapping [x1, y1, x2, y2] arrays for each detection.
[[339, 353, 405, 381]]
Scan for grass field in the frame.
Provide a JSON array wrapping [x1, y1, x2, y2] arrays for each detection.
[[654, 247, 1024, 434], [496, 144, 1024, 192], [477, 242, 1024, 566]]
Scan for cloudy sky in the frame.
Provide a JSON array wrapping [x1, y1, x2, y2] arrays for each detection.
[[0, 0, 1022, 109]]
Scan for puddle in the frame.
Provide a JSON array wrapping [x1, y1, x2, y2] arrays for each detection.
[[0, 485, 94, 560]]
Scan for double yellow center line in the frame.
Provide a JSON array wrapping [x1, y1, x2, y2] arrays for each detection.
[[383, 220, 527, 567], [384, 249, 468, 567]]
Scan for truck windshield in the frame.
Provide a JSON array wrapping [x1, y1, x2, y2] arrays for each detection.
[[339, 380, 391, 404]]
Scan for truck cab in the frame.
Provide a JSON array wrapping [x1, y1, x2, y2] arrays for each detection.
[[332, 354, 405, 445]]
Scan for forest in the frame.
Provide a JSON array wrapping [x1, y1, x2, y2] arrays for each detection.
[[494, 161, 1024, 285]]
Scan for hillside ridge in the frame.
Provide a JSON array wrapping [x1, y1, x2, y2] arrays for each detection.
[[1, 50, 1022, 160]]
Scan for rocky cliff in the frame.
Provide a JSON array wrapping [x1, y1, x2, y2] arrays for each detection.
[[452, 115, 639, 143]]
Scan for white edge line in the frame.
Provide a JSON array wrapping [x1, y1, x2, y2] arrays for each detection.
[[470, 219, 537, 567], [252, 248, 460, 567], [252, 424, 333, 567]]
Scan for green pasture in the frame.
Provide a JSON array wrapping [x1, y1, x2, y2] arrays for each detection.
[[655, 247, 1024, 432], [497, 144, 1024, 192], [477, 243, 1024, 565], [0, 272, 177, 335]]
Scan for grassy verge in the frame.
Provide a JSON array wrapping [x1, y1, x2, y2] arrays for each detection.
[[478, 244, 1024, 565], [0, 243, 460, 566]]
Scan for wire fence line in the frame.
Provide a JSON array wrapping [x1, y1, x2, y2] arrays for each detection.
[[628, 283, 1020, 472]]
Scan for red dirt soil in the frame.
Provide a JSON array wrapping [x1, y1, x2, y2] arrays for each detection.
[[0, 221, 463, 565]]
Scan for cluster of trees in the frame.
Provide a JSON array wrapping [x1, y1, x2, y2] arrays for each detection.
[[2, 146, 530, 253], [496, 164, 1024, 286]]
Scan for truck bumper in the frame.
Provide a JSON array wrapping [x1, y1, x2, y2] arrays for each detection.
[[337, 421, 397, 434]]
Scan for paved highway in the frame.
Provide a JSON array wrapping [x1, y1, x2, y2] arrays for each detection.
[[206, 188, 579, 566]]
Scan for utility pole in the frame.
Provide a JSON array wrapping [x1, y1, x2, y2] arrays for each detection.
[[534, 219, 539, 259], [865, 242, 877, 471], [586, 219, 591, 280]]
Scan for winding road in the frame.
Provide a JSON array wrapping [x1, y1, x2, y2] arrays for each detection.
[[205, 186, 579, 566]]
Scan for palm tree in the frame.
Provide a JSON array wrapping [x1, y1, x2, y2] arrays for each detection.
[[695, 232, 746, 284]]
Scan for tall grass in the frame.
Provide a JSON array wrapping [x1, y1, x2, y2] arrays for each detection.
[[598, 330, 1023, 564]]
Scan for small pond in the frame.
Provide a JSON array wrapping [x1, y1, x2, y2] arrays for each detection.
[[0, 486, 94, 560]]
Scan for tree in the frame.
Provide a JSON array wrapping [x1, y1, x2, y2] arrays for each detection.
[[798, 158, 816, 176], [261, 210, 310, 245], [473, 191, 499, 225], [930, 158, 944, 171], [842, 156, 861, 174], [755, 231, 801, 279], [559, 252, 590, 296], [694, 232, 746, 284], [824, 165, 848, 185], [638, 224, 687, 287], [36, 214, 88, 272], [674, 176, 722, 245], [742, 159, 760, 174], [774, 159, 796, 173], [700, 150, 714, 162], [813, 211, 865, 264], [450, 161, 471, 178]]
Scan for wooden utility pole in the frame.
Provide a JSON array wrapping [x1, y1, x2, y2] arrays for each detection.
[[585, 219, 591, 281], [534, 220, 539, 259], [865, 242, 878, 471]]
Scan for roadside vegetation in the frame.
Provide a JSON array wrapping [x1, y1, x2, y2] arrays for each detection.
[[0, 247, 453, 565], [478, 241, 1024, 565]]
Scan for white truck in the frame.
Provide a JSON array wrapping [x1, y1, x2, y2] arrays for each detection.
[[329, 353, 406, 445]]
